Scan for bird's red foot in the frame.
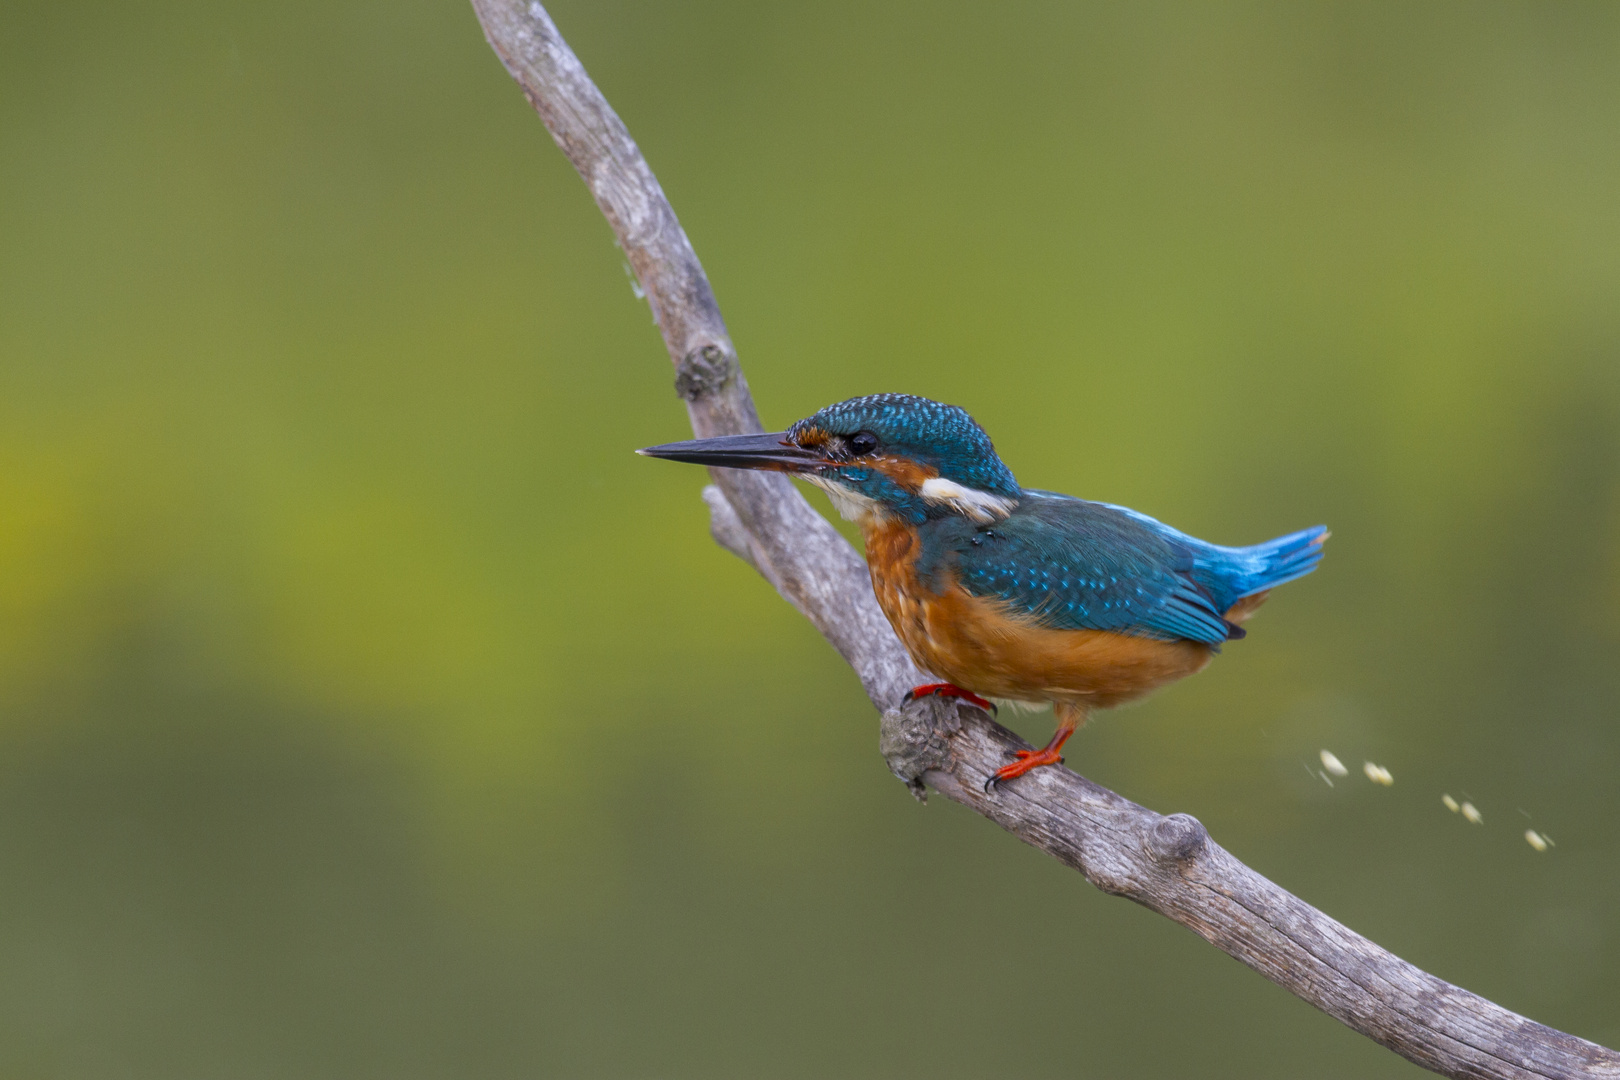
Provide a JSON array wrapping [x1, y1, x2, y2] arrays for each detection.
[[904, 682, 996, 715], [984, 746, 1065, 791], [984, 722, 1077, 792]]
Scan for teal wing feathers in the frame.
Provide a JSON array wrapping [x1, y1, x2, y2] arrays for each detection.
[[914, 492, 1234, 645], [912, 491, 1327, 646]]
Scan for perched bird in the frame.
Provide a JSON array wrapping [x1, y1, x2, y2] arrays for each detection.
[[640, 394, 1326, 790]]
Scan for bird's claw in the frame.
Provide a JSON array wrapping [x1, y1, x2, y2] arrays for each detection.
[[903, 683, 996, 716], [983, 747, 1066, 793]]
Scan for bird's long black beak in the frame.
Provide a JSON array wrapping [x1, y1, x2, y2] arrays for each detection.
[[636, 431, 825, 472]]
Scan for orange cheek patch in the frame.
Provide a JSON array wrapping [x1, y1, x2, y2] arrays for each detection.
[[869, 455, 938, 491]]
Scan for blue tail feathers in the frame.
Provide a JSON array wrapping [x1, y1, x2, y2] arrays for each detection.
[[1094, 498, 1329, 615], [1217, 525, 1330, 599]]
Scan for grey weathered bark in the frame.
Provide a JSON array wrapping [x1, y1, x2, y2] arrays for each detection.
[[468, 4, 1620, 1077]]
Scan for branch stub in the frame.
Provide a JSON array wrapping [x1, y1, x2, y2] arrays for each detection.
[[1146, 812, 1209, 864], [675, 343, 738, 401], [879, 698, 965, 799]]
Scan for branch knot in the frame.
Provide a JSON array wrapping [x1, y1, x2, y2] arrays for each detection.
[[675, 343, 737, 401], [1145, 813, 1208, 864], [879, 698, 964, 802]]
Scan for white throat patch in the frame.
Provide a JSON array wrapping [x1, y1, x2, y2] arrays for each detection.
[[919, 477, 1018, 524], [804, 475, 889, 524]]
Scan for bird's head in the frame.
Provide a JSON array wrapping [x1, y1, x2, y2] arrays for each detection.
[[639, 393, 1021, 525]]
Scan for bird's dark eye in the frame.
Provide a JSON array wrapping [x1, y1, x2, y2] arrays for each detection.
[[849, 431, 879, 455]]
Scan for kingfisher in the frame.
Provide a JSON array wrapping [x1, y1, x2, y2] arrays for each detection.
[[640, 394, 1327, 791]]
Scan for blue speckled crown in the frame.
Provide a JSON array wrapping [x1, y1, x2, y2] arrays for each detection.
[[790, 393, 1020, 497]]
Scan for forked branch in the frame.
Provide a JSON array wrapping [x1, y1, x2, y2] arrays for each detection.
[[469, 4, 1620, 1076]]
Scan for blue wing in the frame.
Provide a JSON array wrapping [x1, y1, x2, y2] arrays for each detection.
[[914, 491, 1326, 646]]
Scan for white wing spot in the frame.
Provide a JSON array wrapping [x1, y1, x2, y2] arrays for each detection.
[[919, 477, 1017, 524]]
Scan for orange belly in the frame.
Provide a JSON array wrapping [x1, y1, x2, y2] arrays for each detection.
[[865, 520, 1213, 709]]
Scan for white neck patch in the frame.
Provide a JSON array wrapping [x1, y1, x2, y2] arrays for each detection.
[[919, 477, 1018, 524]]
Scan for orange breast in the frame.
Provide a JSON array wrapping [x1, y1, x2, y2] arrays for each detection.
[[864, 520, 1213, 709]]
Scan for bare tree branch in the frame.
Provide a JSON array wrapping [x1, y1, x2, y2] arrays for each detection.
[[468, 3, 1620, 1077]]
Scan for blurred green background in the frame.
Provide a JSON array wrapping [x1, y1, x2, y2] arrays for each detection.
[[2, 0, 1618, 1076]]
